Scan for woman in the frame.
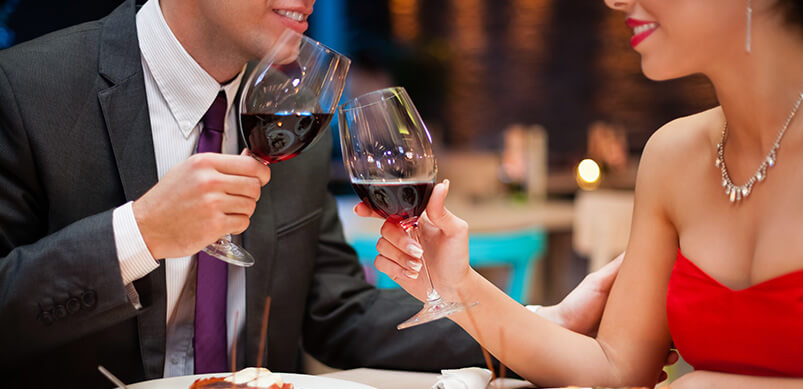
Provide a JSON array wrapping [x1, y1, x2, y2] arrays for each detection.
[[357, 0, 803, 387]]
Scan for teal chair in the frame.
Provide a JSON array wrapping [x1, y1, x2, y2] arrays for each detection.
[[348, 227, 547, 303]]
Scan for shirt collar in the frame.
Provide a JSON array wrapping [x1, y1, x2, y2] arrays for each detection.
[[137, 0, 245, 137]]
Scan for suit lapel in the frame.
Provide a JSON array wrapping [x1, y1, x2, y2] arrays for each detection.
[[97, 0, 166, 379]]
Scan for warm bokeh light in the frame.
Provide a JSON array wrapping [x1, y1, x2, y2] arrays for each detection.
[[577, 158, 601, 190], [389, 0, 419, 43]]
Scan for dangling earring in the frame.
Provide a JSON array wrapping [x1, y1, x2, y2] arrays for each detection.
[[745, 0, 752, 53]]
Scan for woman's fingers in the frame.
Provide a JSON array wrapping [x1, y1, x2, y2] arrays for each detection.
[[375, 254, 420, 280], [376, 238, 423, 273], [379, 219, 423, 258], [425, 180, 468, 237], [353, 202, 383, 219]]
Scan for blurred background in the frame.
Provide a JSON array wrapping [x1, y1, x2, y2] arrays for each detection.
[[2, 0, 719, 324], [6, 0, 715, 381]]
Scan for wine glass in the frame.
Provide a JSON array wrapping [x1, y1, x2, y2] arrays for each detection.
[[203, 29, 350, 267], [240, 29, 350, 164], [338, 86, 469, 329]]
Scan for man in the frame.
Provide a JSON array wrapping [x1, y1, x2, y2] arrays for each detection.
[[0, 0, 628, 386]]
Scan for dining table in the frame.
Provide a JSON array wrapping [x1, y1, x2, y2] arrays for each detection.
[[320, 368, 536, 389], [120, 367, 538, 389]]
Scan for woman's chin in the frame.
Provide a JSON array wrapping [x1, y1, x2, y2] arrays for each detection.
[[640, 60, 688, 82]]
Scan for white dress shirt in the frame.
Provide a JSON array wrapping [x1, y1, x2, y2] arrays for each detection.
[[112, 0, 247, 377]]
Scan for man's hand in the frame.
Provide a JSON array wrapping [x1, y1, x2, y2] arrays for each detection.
[[132, 152, 270, 259], [550, 253, 624, 336], [537, 252, 678, 383]]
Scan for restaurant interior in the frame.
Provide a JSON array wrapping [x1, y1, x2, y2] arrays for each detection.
[[3, 0, 728, 387]]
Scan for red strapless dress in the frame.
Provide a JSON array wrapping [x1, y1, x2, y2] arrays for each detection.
[[667, 251, 803, 377]]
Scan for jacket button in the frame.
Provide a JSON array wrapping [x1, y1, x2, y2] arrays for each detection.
[[66, 297, 81, 314], [81, 290, 97, 310], [54, 304, 67, 319]]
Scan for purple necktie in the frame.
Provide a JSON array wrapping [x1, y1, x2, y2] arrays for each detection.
[[194, 92, 228, 373]]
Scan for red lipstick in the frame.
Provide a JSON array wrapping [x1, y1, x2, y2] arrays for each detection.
[[626, 18, 658, 48]]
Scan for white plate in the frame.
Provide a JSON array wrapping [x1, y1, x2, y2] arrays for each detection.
[[127, 373, 377, 389]]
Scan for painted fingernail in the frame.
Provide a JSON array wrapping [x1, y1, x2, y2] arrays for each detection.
[[404, 270, 420, 279], [406, 244, 423, 258], [407, 259, 423, 272]]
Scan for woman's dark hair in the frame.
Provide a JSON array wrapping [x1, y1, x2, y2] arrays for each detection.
[[776, 0, 803, 28]]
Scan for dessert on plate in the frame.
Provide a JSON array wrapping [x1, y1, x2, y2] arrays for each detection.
[[190, 367, 293, 389]]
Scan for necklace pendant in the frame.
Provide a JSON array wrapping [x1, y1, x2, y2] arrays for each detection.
[[716, 89, 803, 205]]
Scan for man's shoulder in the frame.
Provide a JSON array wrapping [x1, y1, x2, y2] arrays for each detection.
[[0, 0, 137, 80], [0, 21, 103, 72]]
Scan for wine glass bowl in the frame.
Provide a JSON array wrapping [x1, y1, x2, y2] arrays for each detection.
[[339, 88, 437, 222], [338, 87, 468, 329], [240, 29, 350, 165]]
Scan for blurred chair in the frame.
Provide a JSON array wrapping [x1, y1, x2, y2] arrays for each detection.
[[573, 189, 634, 272], [467, 228, 546, 303], [349, 228, 546, 303]]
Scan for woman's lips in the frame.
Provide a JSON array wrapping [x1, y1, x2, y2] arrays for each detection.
[[626, 18, 659, 48]]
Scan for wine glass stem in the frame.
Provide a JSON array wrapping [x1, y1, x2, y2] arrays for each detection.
[[403, 222, 441, 303]]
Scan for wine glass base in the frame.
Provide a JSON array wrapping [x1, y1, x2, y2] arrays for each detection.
[[396, 299, 474, 330], [203, 239, 256, 267]]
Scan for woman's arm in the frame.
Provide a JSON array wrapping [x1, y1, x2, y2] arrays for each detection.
[[672, 370, 803, 388], [369, 128, 682, 387]]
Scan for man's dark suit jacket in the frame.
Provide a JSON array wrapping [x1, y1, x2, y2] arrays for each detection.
[[0, 1, 483, 386]]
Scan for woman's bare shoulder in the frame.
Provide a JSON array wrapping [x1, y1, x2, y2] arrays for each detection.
[[635, 107, 723, 202], [643, 107, 723, 158], [638, 107, 723, 170]]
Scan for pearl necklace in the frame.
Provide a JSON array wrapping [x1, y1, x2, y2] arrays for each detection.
[[715, 91, 803, 203]]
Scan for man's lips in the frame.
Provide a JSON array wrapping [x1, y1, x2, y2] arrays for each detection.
[[273, 9, 309, 22], [273, 8, 310, 33]]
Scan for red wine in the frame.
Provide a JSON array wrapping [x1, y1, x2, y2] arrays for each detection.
[[241, 112, 333, 163], [352, 181, 434, 221]]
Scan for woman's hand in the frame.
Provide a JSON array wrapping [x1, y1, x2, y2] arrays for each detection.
[[355, 180, 475, 301]]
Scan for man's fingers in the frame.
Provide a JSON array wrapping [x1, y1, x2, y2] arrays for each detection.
[[198, 153, 271, 185], [221, 194, 258, 217], [587, 252, 625, 292], [599, 252, 625, 278], [222, 175, 263, 201], [424, 180, 467, 237], [664, 349, 679, 366], [223, 214, 251, 235]]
